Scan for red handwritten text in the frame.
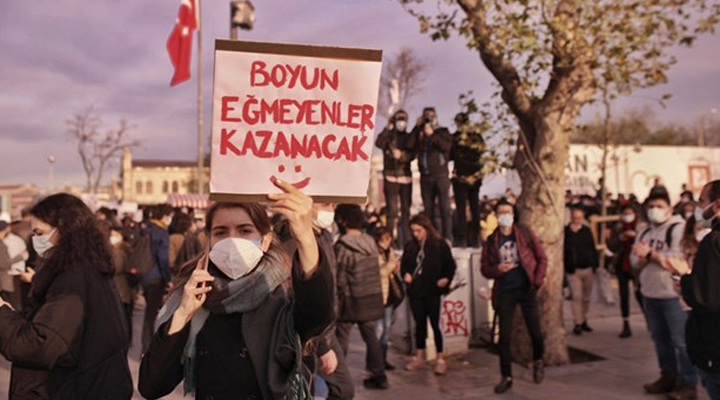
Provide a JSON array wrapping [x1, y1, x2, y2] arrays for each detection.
[[441, 300, 469, 337], [250, 61, 339, 91]]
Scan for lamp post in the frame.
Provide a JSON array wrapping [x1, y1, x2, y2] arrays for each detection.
[[230, 1, 255, 39], [698, 108, 718, 147], [47, 155, 57, 193]]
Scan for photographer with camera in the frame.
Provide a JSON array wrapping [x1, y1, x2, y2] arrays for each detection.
[[411, 107, 454, 240], [375, 109, 417, 247]]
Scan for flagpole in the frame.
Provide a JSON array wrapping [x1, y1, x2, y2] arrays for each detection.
[[196, 0, 204, 195]]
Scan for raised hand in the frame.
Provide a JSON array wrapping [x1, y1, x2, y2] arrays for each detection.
[[169, 254, 214, 335]]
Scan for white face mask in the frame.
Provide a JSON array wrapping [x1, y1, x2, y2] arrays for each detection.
[[498, 214, 514, 228], [314, 210, 335, 230], [209, 237, 265, 280], [695, 228, 711, 243], [32, 228, 56, 258], [695, 203, 716, 228], [395, 120, 407, 132], [647, 207, 670, 225], [621, 214, 636, 223], [110, 235, 122, 246]]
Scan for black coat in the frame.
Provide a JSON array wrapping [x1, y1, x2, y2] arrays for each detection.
[[411, 125, 454, 176], [681, 223, 720, 373], [0, 263, 132, 400], [375, 127, 417, 178], [401, 238, 456, 298], [563, 225, 599, 273]]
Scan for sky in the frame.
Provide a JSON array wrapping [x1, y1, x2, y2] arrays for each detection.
[[0, 0, 718, 190]]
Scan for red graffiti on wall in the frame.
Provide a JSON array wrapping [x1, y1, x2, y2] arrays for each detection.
[[441, 300, 468, 337]]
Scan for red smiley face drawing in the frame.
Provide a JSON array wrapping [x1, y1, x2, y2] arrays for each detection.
[[270, 164, 311, 189]]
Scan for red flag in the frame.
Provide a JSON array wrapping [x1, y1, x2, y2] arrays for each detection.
[[166, 0, 198, 86]]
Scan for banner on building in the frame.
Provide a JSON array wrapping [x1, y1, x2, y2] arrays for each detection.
[[210, 40, 383, 203]]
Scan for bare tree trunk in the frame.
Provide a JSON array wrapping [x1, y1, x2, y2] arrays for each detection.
[[510, 111, 574, 366]]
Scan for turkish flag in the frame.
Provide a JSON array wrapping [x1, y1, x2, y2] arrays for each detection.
[[167, 0, 198, 86]]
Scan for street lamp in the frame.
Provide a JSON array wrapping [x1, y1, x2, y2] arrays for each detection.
[[698, 107, 718, 147], [230, 1, 255, 39], [47, 155, 57, 192]]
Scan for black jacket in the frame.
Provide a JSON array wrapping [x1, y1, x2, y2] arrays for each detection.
[[375, 127, 417, 178], [681, 223, 720, 373], [411, 125, 453, 176], [451, 129, 485, 182], [563, 225, 599, 273], [401, 238, 456, 298], [0, 263, 133, 400]]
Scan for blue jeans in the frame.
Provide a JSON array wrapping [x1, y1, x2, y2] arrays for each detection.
[[643, 297, 697, 387], [375, 305, 394, 346], [698, 368, 720, 400]]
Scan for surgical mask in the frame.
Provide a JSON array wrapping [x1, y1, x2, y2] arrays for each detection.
[[695, 203, 716, 228], [695, 228, 711, 243], [621, 214, 635, 223], [498, 214, 514, 228], [647, 207, 670, 225], [209, 237, 265, 280], [163, 215, 173, 227], [314, 210, 335, 230], [110, 235, 122, 246], [395, 120, 407, 132], [32, 228, 56, 258]]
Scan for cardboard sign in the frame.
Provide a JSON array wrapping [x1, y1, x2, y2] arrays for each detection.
[[210, 40, 382, 203]]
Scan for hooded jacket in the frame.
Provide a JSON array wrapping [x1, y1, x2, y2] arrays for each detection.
[[630, 215, 686, 299], [334, 233, 384, 322]]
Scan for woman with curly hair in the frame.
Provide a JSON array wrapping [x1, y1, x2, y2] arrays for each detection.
[[0, 193, 133, 400]]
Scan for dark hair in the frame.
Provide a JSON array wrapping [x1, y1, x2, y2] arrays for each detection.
[[680, 215, 699, 259], [334, 204, 366, 230], [422, 107, 436, 115], [371, 226, 392, 242], [153, 204, 174, 219], [408, 213, 442, 241], [646, 191, 671, 206], [169, 213, 193, 235], [30, 193, 114, 276], [620, 203, 637, 214], [569, 206, 586, 216], [494, 198, 515, 214], [392, 109, 408, 121], [705, 179, 720, 202]]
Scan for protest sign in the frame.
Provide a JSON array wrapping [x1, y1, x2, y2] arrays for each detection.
[[210, 40, 383, 203]]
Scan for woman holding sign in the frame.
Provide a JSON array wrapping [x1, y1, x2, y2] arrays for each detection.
[[138, 178, 334, 400]]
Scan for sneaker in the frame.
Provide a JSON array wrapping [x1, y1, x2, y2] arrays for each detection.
[[494, 377, 513, 394], [667, 385, 698, 400], [362, 374, 389, 390], [573, 325, 583, 335], [643, 375, 676, 394], [434, 359, 447, 375], [533, 359, 545, 384], [581, 321, 593, 332], [405, 357, 425, 371]]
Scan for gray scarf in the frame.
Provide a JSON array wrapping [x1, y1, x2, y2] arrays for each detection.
[[154, 250, 290, 395]]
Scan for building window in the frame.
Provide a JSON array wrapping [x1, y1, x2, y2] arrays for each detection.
[[172, 181, 179, 194], [136, 181, 143, 194], [146, 181, 153, 194], [162, 181, 169, 194]]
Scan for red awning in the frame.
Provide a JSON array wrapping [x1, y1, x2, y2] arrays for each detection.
[[167, 194, 210, 209]]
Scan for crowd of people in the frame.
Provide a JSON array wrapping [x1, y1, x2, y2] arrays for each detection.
[[0, 108, 717, 400]]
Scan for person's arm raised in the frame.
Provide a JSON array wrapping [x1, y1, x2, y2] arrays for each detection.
[[267, 178, 319, 276]]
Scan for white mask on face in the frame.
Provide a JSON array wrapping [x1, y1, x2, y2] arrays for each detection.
[[110, 235, 122, 246], [314, 210, 335, 230], [395, 120, 407, 132], [498, 214, 514, 228], [209, 237, 265, 280], [695, 228, 711, 243], [621, 214, 636, 223], [32, 228, 56, 258], [647, 207, 670, 225], [695, 203, 716, 228]]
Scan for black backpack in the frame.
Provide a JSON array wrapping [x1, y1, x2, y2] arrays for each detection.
[[639, 222, 681, 250], [124, 231, 154, 286], [335, 242, 385, 323]]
